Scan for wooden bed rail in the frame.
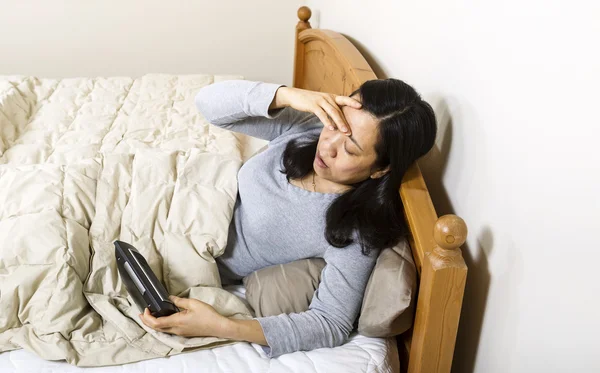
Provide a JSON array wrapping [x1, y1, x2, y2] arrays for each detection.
[[405, 215, 468, 373], [399, 162, 469, 373], [292, 6, 468, 373], [293, 7, 311, 89]]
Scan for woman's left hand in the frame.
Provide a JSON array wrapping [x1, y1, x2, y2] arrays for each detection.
[[139, 295, 228, 338]]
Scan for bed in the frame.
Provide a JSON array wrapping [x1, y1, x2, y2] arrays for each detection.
[[0, 6, 467, 373]]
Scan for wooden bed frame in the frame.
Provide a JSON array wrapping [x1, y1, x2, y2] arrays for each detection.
[[291, 7, 468, 373]]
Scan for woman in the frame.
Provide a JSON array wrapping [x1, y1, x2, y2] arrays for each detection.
[[139, 79, 437, 358]]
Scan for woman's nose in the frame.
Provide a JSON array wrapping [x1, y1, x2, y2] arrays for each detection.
[[324, 134, 342, 158], [327, 146, 337, 158]]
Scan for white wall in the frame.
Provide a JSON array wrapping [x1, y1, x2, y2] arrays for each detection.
[[0, 0, 303, 85], [307, 1, 599, 372]]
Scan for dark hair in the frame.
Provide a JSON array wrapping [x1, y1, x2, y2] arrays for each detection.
[[280, 78, 437, 256]]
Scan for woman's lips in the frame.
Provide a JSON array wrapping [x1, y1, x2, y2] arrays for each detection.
[[316, 153, 328, 168]]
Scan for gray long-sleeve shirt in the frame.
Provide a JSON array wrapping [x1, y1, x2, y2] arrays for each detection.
[[194, 80, 379, 358]]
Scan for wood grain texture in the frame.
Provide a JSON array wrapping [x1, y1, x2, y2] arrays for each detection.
[[297, 28, 376, 94], [400, 162, 439, 274], [407, 216, 468, 373], [293, 7, 312, 88], [292, 7, 468, 373]]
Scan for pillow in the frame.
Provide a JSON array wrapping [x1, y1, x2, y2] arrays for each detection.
[[242, 237, 417, 338], [243, 258, 325, 317], [358, 237, 417, 337]]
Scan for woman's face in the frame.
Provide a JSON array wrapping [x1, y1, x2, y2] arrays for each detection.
[[313, 95, 382, 185]]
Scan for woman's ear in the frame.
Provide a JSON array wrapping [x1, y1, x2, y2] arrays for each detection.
[[370, 166, 391, 179]]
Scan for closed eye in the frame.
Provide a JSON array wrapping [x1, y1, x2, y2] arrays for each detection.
[[344, 142, 355, 156]]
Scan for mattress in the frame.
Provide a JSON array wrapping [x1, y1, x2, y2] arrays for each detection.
[[0, 285, 399, 373]]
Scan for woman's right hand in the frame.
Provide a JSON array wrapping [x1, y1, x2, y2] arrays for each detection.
[[271, 86, 362, 135]]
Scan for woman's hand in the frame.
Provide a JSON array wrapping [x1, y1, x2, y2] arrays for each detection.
[[139, 295, 228, 338], [272, 86, 362, 135]]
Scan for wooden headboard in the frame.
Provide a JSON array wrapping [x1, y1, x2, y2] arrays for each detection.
[[292, 7, 469, 373]]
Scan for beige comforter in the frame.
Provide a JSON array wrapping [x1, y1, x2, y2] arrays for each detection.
[[0, 74, 264, 366]]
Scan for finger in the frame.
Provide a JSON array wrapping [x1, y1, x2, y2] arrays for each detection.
[[141, 308, 161, 328], [314, 107, 335, 130], [325, 105, 349, 135], [169, 295, 192, 309], [142, 317, 174, 333], [335, 95, 362, 109], [142, 307, 175, 329], [139, 309, 156, 328], [323, 97, 350, 135], [323, 97, 351, 135], [335, 95, 362, 108]]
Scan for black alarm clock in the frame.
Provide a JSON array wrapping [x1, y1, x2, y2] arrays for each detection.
[[114, 240, 180, 317]]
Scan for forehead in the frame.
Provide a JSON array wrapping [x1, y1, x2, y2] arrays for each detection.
[[341, 105, 379, 154]]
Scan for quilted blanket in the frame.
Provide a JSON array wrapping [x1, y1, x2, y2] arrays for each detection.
[[0, 74, 265, 366]]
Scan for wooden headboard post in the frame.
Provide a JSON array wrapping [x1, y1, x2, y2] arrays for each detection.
[[293, 7, 312, 88], [407, 216, 468, 372], [292, 6, 469, 373]]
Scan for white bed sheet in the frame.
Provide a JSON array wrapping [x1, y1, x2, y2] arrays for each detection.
[[0, 285, 399, 373]]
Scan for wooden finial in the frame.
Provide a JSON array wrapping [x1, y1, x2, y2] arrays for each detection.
[[293, 7, 312, 88], [298, 6, 312, 22], [433, 214, 467, 251], [411, 213, 468, 372]]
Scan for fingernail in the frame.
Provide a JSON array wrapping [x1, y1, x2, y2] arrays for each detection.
[[329, 126, 335, 130]]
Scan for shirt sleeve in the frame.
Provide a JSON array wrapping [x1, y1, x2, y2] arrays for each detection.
[[254, 243, 379, 358], [194, 79, 322, 142]]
